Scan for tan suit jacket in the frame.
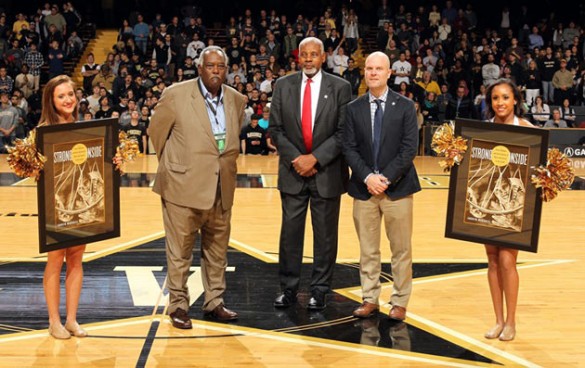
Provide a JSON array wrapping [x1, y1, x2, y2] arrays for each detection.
[[150, 78, 246, 210]]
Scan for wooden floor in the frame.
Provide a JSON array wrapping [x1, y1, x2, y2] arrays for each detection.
[[0, 154, 584, 367]]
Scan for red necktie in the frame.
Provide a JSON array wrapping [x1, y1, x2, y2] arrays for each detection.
[[302, 78, 313, 152]]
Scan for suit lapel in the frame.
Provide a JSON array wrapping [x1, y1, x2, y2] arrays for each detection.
[[380, 91, 399, 148], [314, 73, 332, 124], [290, 72, 302, 129], [191, 78, 217, 147], [359, 96, 374, 160], [223, 88, 237, 151]]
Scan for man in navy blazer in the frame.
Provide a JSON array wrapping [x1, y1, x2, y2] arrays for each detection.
[[343, 51, 421, 321], [269, 37, 352, 310]]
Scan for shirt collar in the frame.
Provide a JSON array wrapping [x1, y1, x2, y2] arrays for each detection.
[[369, 88, 389, 103], [302, 70, 322, 84], [198, 79, 224, 103]]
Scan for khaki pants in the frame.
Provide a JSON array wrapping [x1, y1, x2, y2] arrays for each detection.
[[162, 193, 230, 314], [353, 194, 413, 307]]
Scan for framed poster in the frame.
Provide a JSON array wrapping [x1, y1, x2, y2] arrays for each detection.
[[36, 118, 120, 253], [445, 119, 549, 253]]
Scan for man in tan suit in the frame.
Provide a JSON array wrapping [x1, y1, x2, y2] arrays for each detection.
[[149, 46, 246, 329]]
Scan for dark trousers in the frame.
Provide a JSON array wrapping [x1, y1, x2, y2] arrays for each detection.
[[278, 177, 341, 294], [554, 88, 573, 106]]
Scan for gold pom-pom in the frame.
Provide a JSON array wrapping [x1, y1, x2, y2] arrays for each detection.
[[431, 122, 468, 172], [114, 131, 141, 175], [531, 148, 575, 202], [6, 129, 46, 181]]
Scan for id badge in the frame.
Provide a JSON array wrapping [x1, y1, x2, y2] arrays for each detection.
[[214, 132, 226, 154]]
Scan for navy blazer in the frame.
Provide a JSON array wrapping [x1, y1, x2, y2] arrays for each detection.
[[269, 71, 352, 198], [343, 89, 421, 200]]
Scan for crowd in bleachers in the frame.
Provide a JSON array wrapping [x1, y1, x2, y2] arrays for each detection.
[[2, 1, 585, 154], [0, 2, 84, 152]]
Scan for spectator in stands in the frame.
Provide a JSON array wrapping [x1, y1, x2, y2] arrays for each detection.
[[12, 13, 29, 40], [422, 91, 440, 123], [538, 47, 558, 104], [446, 84, 476, 119], [44, 4, 67, 36], [95, 96, 113, 119], [4, 39, 25, 76], [181, 56, 197, 80], [417, 70, 441, 96], [392, 52, 412, 86], [544, 108, 568, 128], [86, 85, 101, 115], [531, 95, 550, 126], [262, 31, 281, 59], [152, 36, 171, 72], [422, 48, 438, 73], [259, 68, 274, 94], [559, 98, 576, 127], [14, 64, 34, 99], [283, 26, 298, 60], [474, 84, 489, 120], [0, 92, 18, 153], [66, 30, 83, 58], [323, 28, 341, 52], [563, 21, 580, 49], [524, 60, 541, 107], [342, 58, 361, 99], [267, 55, 281, 76], [122, 110, 147, 153], [125, 38, 143, 59], [240, 113, 268, 155], [133, 14, 150, 54], [92, 64, 116, 93], [258, 106, 270, 129], [186, 32, 205, 61], [77, 99, 90, 121], [47, 40, 65, 79], [0, 66, 15, 95], [552, 59, 574, 105], [81, 53, 100, 94], [225, 37, 245, 65], [528, 26, 544, 51], [343, 11, 359, 56], [227, 63, 246, 85], [118, 19, 134, 42], [332, 46, 349, 76], [63, 2, 82, 34]]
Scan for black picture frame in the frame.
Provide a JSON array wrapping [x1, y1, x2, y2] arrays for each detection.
[[36, 118, 120, 253], [445, 119, 549, 253]]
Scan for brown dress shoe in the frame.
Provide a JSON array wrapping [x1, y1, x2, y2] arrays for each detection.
[[353, 302, 379, 318], [389, 305, 406, 321], [206, 304, 238, 321], [170, 308, 192, 329]]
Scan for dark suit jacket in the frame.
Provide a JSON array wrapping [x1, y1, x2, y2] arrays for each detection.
[[343, 89, 421, 201], [269, 71, 352, 198]]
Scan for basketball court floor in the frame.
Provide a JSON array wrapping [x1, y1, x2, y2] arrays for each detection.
[[0, 154, 583, 367]]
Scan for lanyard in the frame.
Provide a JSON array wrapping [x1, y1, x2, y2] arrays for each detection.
[[198, 81, 223, 125]]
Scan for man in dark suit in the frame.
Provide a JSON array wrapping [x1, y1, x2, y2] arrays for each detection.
[[150, 46, 247, 329], [343, 51, 421, 321], [269, 37, 352, 310]]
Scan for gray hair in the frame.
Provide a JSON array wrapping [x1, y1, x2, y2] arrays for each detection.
[[196, 46, 229, 67], [299, 37, 324, 54]]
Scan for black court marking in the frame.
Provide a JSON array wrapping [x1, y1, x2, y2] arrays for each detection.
[[136, 320, 160, 368], [0, 213, 37, 217], [0, 238, 496, 365], [88, 333, 244, 339]]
